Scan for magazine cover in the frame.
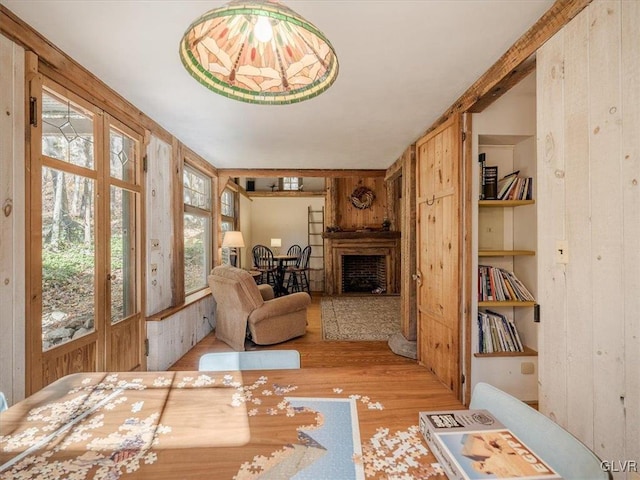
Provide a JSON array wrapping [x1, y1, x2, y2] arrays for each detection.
[[419, 410, 562, 479]]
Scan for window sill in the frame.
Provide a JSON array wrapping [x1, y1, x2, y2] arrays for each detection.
[[146, 288, 212, 322]]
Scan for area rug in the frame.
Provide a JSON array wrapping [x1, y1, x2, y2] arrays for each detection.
[[321, 296, 401, 341]]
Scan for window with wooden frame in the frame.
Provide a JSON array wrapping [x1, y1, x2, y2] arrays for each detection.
[[220, 187, 238, 264], [279, 176, 301, 191], [183, 163, 213, 294]]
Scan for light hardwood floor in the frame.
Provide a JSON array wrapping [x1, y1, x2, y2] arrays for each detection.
[[169, 294, 420, 370]]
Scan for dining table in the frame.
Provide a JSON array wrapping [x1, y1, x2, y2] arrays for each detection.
[[0, 365, 463, 479]]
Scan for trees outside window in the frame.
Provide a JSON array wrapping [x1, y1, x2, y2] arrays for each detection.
[[183, 164, 213, 294]]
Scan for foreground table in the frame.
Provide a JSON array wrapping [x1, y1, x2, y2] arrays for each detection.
[[0, 365, 463, 479]]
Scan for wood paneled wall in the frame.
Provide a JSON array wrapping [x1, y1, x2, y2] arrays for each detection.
[[146, 296, 214, 371], [145, 135, 174, 316], [0, 34, 26, 406], [327, 177, 389, 230], [537, 0, 639, 470]]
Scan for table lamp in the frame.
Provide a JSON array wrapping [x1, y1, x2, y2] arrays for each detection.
[[222, 231, 245, 267], [270, 238, 282, 255]]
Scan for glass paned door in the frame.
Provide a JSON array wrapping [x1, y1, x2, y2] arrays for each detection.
[[110, 186, 137, 323], [41, 167, 96, 350], [105, 122, 143, 372], [29, 79, 144, 393]]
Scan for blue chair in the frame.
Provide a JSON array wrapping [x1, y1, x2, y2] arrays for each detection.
[[470, 382, 610, 480], [198, 350, 300, 371], [0, 392, 7, 412]]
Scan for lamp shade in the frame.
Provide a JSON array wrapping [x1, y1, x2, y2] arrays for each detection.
[[222, 231, 245, 248], [270, 238, 282, 248], [179, 0, 339, 104]]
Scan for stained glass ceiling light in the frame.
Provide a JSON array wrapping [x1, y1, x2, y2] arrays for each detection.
[[179, 0, 339, 105]]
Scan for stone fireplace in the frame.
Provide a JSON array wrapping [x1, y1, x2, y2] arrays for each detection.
[[323, 231, 400, 295]]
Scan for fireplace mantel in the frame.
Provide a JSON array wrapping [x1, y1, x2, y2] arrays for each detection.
[[324, 234, 400, 295], [322, 231, 400, 240]]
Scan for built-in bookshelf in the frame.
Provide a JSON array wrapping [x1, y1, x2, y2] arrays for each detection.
[[477, 174, 537, 357]]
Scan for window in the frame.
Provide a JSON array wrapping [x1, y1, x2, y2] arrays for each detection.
[[183, 164, 212, 294], [220, 188, 237, 264], [280, 177, 301, 191]]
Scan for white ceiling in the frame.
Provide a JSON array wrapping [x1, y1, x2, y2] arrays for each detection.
[[2, 0, 552, 170]]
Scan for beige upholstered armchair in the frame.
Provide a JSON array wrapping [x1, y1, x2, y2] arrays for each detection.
[[208, 265, 310, 351]]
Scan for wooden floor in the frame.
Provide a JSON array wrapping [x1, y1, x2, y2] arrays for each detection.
[[169, 294, 420, 371]]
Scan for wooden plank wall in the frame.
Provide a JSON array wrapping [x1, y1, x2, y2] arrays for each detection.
[[537, 0, 639, 472], [145, 135, 174, 316], [0, 34, 25, 406], [333, 177, 388, 230], [146, 296, 214, 371]]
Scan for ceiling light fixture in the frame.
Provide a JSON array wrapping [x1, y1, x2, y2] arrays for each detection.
[[179, 0, 339, 105]]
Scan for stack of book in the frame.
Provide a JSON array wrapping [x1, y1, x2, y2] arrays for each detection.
[[419, 409, 562, 479], [496, 170, 534, 200], [478, 310, 524, 353], [478, 265, 535, 302]]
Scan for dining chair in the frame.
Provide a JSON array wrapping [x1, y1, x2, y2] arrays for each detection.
[[469, 382, 610, 480], [198, 350, 301, 371], [252, 244, 277, 288], [286, 244, 302, 259], [283, 244, 302, 286], [286, 245, 311, 294]]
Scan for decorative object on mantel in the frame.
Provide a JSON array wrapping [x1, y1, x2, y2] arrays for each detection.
[[325, 225, 342, 233], [349, 186, 376, 210], [382, 217, 391, 231], [179, 0, 339, 105]]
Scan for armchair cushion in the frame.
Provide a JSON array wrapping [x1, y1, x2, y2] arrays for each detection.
[[208, 265, 309, 351]]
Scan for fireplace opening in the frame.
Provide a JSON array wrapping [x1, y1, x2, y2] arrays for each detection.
[[341, 255, 386, 293]]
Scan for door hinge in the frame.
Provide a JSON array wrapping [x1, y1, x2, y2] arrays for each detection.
[[29, 97, 38, 127], [143, 154, 148, 173], [144, 338, 149, 356], [534, 304, 540, 323], [461, 131, 467, 142], [461, 373, 466, 384]]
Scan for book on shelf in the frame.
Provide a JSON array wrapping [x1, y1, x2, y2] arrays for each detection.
[[497, 170, 519, 199], [498, 174, 534, 201], [479, 153, 486, 200], [478, 310, 524, 353], [478, 266, 535, 302], [419, 409, 562, 479], [483, 165, 499, 200]]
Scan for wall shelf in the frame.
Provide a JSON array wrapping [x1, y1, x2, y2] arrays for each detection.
[[474, 346, 538, 358], [479, 249, 535, 257], [478, 300, 536, 307], [479, 199, 535, 207]]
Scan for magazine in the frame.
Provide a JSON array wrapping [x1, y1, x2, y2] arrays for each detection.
[[419, 409, 562, 479]]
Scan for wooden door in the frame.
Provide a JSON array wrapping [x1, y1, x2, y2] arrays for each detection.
[[103, 115, 144, 372], [415, 114, 462, 397], [27, 77, 144, 394]]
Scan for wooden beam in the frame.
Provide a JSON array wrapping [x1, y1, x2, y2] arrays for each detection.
[[247, 191, 325, 198], [420, 0, 592, 137], [467, 54, 537, 113], [218, 168, 386, 178]]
